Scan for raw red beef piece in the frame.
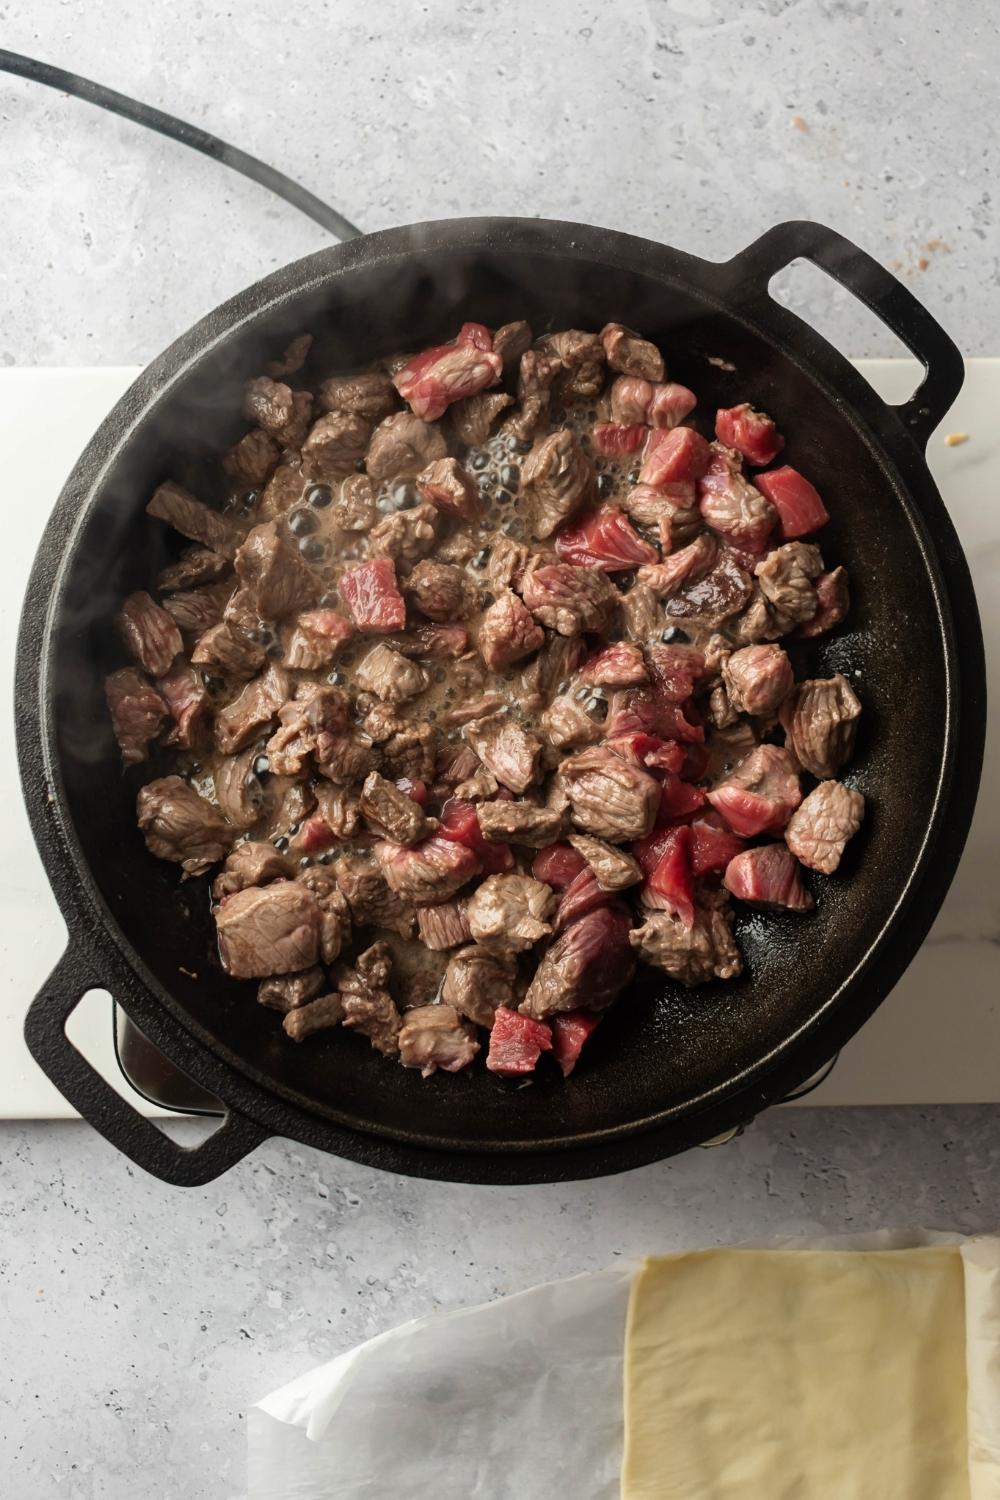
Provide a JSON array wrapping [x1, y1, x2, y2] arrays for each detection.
[[707, 744, 802, 837], [554, 867, 612, 932], [724, 843, 814, 911], [639, 427, 711, 488], [604, 733, 685, 775], [643, 825, 694, 927], [531, 843, 588, 889], [689, 813, 747, 876], [554, 506, 658, 572], [591, 422, 647, 458], [551, 1011, 602, 1077], [754, 466, 830, 539], [339, 558, 407, 632], [486, 1007, 553, 1076], [656, 773, 706, 822], [715, 404, 785, 467], [439, 798, 514, 875], [393, 325, 503, 421]]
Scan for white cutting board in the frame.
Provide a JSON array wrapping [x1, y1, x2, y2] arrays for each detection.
[[0, 362, 996, 1118]]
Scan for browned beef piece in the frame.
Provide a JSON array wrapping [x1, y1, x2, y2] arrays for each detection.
[[785, 780, 865, 875], [162, 579, 235, 639], [341, 981, 402, 1056], [755, 542, 823, 628], [728, 588, 786, 645], [301, 410, 371, 482], [520, 430, 593, 539], [296, 866, 352, 964], [136, 776, 232, 878], [374, 835, 481, 904], [415, 457, 479, 522], [405, 560, 479, 622], [213, 841, 293, 898], [616, 586, 662, 647], [698, 445, 776, 549], [215, 665, 290, 755], [722, 643, 795, 718], [156, 546, 231, 593], [539, 694, 601, 751], [284, 609, 354, 671], [562, 746, 660, 841], [780, 674, 862, 778], [315, 731, 376, 785], [630, 905, 742, 985], [476, 799, 565, 848], [258, 460, 307, 521], [520, 903, 634, 1018], [600, 322, 664, 382], [362, 707, 437, 782], [366, 411, 448, 482], [334, 473, 378, 531], [212, 746, 272, 830], [434, 744, 481, 789], [435, 530, 480, 566], [467, 874, 555, 954], [244, 378, 313, 449], [157, 660, 210, 748], [355, 644, 429, 704], [463, 715, 543, 794], [441, 944, 517, 1027], [258, 965, 325, 1013], [271, 780, 317, 840], [105, 668, 167, 766], [504, 350, 562, 441], [536, 329, 606, 400], [318, 369, 397, 422], [486, 534, 533, 592], [233, 522, 317, 621], [797, 565, 850, 640], [582, 642, 647, 688], [224, 429, 280, 488], [516, 635, 588, 711], [368, 503, 438, 570], [283, 992, 347, 1040], [334, 853, 416, 937], [311, 783, 361, 841], [567, 833, 642, 891], [443, 692, 506, 727], [359, 771, 430, 845], [147, 481, 246, 560], [191, 622, 267, 680], [117, 588, 183, 678], [521, 562, 618, 638], [623, 484, 700, 538], [216, 879, 320, 977], [493, 319, 533, 367], [477, 590, 545, 671], [449, 391, 514, 447], [708, 683, 738, 729], [662, 550, 753, 632], [637, 534, 718, 599], [265, 333, 313, 379], [267, 683, 350, 776], [416, 901, 472, 951], [398, 1004, 480, 1076]]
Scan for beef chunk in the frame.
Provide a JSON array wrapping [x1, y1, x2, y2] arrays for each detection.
[[369, 503, 438, 570], [258, 460, 307, 520], [755, 465, 830, 539], [520, 903, 634, 1018], [755, 542, 823, 628], [442, 944, 517, 1027], [486, 534, 533, 593], [374, 834, 481, 904], [405, 559, 479, 622], [355, 644, 429, 704], [610, 376, 697, 430], [562, 746, 660, 841], [477, 590, 545, 671], [416, 901, 473, 952], [105, 668, 167, 766], [297, 865, 352, 965], [366, 411, 448, 482], [283, 992, 347, 1040], [662, 550, 753, 633], [213, 841, 293, 899], [728, 587, 786, 645], [697, 444, 777, 551], [516, 635, 588, 711], [266, 683, 349, 776], [640, 428, 712, 489], [567, 833, 642, 891], [157, 660, 209, 748], [463, 715, 543, 794], [492, 319, 533, 367], [797, 566, 850, 640], [216, 879, 320, 977], [466, 874, 555, 953], [393, 329, 503, 421], [162, 579, 235, 639], [136, 776, 231, 878], [233, 522, 317, 621], [284, 609, 354, 670], [724, 843, 814, 911], [785, 780, 865, 874], [157, 547, 231, 594], [637, 534, 718, 598], [398, 1004, 480, 1076], [415, 457, 478, 522], [309, 783, 361, 841], [147, 480, 246, 560], [628, 486, 702, 545], [318, 369, 397, 423], [708, 683, 738, 729], [539, 694, 601, 751], [629, 904, 742, 985], [359, 771, 430, 845], [536, 329, 605, 400], [780, 674, 862, 778], [339, 958, 402, 1055], [191, 622, 266, 680], [707, 743, 802, 836], [521, 562, 618, 637], [213, 745, 272, 830], [224, 428, 280, 488], [715, 403, 784, 468], [301, 410, 370, 483], [520, 430, 593, 539], [486, 1007, 553, 1076], [619, 583, 664, 644], [244, 376, 297, 437], [215, 666, 290, 755], [504, 349, 563, 441], [117, 591, 183, 677], [258, 965, 325, 1014], [582, 642, 647, 688], [334, 473, 378, 531], [363, 705, 437, 782], [722, 643, 794, 717], [449, 390, 515, 447], [476, 799, 565, 848], [600, 322, 664, 382], [339, 558, 407, 633]]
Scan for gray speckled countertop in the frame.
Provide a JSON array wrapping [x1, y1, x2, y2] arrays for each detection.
[[1, 3, 999, 1497]]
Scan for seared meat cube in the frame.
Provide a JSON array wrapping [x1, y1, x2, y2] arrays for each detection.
[[283, 992, 347, 1041], [754, 465, 830, 539], [192, 622, 266, 680], [582, 642, 647, 688], [722, 643, 794, 717], [442, 944, 517, 1027], [492, 319, 533, 367], [162, 579, 235, 639], [434, 744, 482, 790], [105, 668, 167, 766], [520, 430, 593, 539], [637, 534, 718, 598], [724, 843, 814, 911], [310, 783, 361, 841], [369, 503, 438, 570], [539, 694, 601, 751], [708, 683, 738, 729], [463, 715, 543, 794], [317, 369, 396, 423], [301, 409, 371, 483], [316, 731, 377, 786], [117, 590, 183, 678], [147, 480, 246, 560], [136, 776, 231, 878], [398, 1004, 480, 1076], [215, 665, 290, 755], [284, 609, 354, 670], [416, 901, 473, 952], [157, 659, 209, 748], [374, 835, 481, 905], [520, 903, 634, 1018], [415, 457, 478, 522], [486, 1007, 553, 1076], [516, 635, 588, 710], [366, 411, 448, 483], [335, 853, 415, 937], [476, 799, 565, 848], [610, 375, 696, 429], [663, 550, 753, 633], [355, 644, 429, 704], [359, 771, 430, 845], [216, 879, 321, 977], [224, 428, 280, 488], [334, 473, 377, 531], [156, 546, 231, 593], [258, 965, 325, 1014], [266, 683, 349, 776], [234, 521, 316, 621], [393, 326, 503, 421], [297, 865, 353, 965], [629, 904, 742, 985], [486, 534, 533, 592], [265, 333, 313, 379], [244, 375, 300, 438], [536, 328, 605, 400], [707, 743, 802, 836], [504, 349, 563, 441], [339, 558, 407, 633], [258, 460, 307, 520], [405, 559, 479, 622], [521, 562, 618, 637], [466, 874, 555, 953], [562, 746, 660, 842], [213, 841, 293, 899], [715, 403, 784, 467], [567, 833, 642, 891], [623, 481, 699, 538], [600, 322, 664, 382], [797, 566, 850, 640], [213, 745, 272, 830], [364, 707, 437, 782], [449, 390, 514, 446], [780, 674, 862, 778], [728, 588, 786, 645], [697, 444, 777, 551], [755, 542, 823, 629], [619, 583, 664, 644], [785, 780, 865, 875], [477, 591, 545, 671]]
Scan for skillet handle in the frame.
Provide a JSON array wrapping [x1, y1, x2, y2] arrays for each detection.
[[728, 220, 965, 448], [24, 945, 267, 1186]]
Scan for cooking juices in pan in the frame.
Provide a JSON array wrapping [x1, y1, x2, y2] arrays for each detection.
[[105, 316, 865, 1085]]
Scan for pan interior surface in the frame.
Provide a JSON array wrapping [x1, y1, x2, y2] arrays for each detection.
[[45, 240, 951, 1151]]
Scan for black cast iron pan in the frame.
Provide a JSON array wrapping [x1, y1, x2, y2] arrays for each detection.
[[16, 217, 986, 1185]]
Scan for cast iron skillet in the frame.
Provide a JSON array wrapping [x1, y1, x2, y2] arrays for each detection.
[[17, 218, 986, 1186]]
